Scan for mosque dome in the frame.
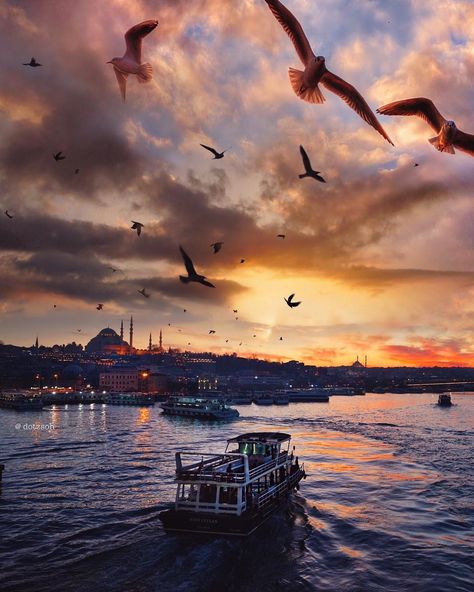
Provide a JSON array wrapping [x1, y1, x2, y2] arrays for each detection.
[[85, 326, 128, 353]]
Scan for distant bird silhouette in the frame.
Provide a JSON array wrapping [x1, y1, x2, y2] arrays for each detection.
[[233, 309, 238, 313], [299, 145, 325, 183], [209, 330, 216, 334], [225, 339, 229, 343], [277, 234, 286, 239], [414, 163, 419, 167], [235, 317, 239, 320], [138, 288, 150, 298], [264, 0, 393, 145], [23, 57, 42, 67], [240, 259, 245, 264], [53, 304, 57, 309], [53, 151, 65, 161], [253, 334, 257, 338], [279, 336, 283, 341], [211, 241, 224, 254], [108, 20, 158, 101], [377, 97, 474, 156], [179, 245, 215, 288], [131, 221, 144, 236], [183, 309, 187, 313], [284, 293, 301, 308], [200, 144, 229, 159], [74, 168, 80, 174], [239, 342, 242, 346], [96, 303, 104, 310], [4, 210, 13, 219]]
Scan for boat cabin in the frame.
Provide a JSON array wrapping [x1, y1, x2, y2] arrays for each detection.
[[173, 432, 297, 517]]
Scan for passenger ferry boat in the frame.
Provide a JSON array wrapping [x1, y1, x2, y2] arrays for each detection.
[[106, 392, 155, 406], [0, 392, 44, 410], [228, 393, 253, 405], [287, 388, 330, 402], [253, 391, 274, 405], [159, 432, 305, 536], [161, 396, 239, 420]]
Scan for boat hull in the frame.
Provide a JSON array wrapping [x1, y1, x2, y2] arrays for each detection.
[[160, 469, 305, 536]]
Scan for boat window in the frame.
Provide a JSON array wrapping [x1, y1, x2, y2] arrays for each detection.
[[219, 487, 237, 505], [239, 442, 253, 455]]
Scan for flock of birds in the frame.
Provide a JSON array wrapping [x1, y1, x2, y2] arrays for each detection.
[[7, 0, 474, 351]]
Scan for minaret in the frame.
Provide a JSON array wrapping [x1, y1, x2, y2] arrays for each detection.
[[129, 316, 133, 350], [148, 333, 152, 352], [120, 320, 124, 342], [159, 329, 163, 352], [365, 355, 368, 368], [35, 336, 39, 349]]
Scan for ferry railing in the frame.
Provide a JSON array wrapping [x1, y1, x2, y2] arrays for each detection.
[[176, 451, 290, 484], [255, 465, 305, 514]]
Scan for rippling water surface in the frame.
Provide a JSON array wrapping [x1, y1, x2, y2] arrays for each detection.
[[0, 393, 473, 592]]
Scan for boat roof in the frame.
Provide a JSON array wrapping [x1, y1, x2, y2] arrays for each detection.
[[227, 432, 291, 444]]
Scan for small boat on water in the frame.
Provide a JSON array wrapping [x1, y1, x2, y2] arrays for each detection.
[[273, 392, 289, 405], [253, 391, 274, 405], [159, 432, 306, 536], [161, 396, 239, 420], [437, 393, 453, 407], [228, 393, 253, 405], [287, 388, 330, 402], [0, 392, 44, 411], [106, 392, 155, 406]]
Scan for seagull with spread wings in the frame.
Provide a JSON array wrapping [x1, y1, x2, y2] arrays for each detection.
[[377, 97, 474, 157], [210, 241, 224, 254], [200, 144, 229, 159], [4, 210, 13, 219], [108, 20, 158, 101], [179, 245, 215, 288], [138, 288, 150, 298], [23, 57, 42, 67], [284, 293, 301, 308], [264, 0, 393, 145], [299, 145, 325, 183], [131, 221, 144, 236]]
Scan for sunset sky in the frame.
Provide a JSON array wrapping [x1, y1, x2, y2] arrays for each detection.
[[1, 0, 474, 366]]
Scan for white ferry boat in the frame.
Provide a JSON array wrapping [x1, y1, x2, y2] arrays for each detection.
[[159, 432, 306, 535], [287, 388, 330, 402], [106, 392, 155, 406], [161, 397, 239, 420]]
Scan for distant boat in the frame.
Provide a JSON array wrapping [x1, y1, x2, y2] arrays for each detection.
[[0, 392, 44, 410], [253, 391, 274, 405], [161, 396, 239, 420], [228, 393, 253, 405], [437, 393, 453, 407], [106, 392, 155, 406], [159, 431, 306, 536], [326, 386, 365, 396], [287, 388, 330, 402], [273, 392, 289, 405]]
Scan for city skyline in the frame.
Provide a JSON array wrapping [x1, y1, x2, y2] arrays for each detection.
[[1, 0, 474, 367]]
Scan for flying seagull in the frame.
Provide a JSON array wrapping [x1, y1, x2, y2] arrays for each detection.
[[377, 97, 474, 157], [233, 309, 238, 313], [53, 151, 65, 161], [96, 303, 104, 310], [240, 259, 245, 264], [210, 241, 224, 254], [179, 245, 215, 288], [74, 168, 80, 174], [277, 234, 286, 239], [108, 20, 159, 101], [299, 145, 326, 183], [284, 293, 301, 308], [131, 221, 144, 236], [200, 144, 229, 159], [4, 210, 13, 219], [23, 57, 42, 67], [264, 0, 393, 145], [209, 330, 216, 334], [138, 288, 150, 298]]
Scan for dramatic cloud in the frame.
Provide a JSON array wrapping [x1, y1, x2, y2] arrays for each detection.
[[1, 0, 473, 365]]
